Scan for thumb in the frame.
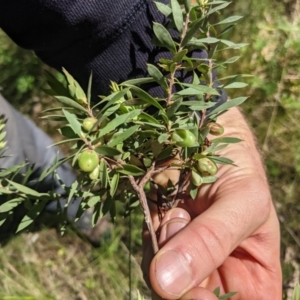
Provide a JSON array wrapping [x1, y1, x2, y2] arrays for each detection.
[[158, 208, 191, 247]]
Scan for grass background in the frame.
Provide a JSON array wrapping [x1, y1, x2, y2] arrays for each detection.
[[1, 0, 300, 299]]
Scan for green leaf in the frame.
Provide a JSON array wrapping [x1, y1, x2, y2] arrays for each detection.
[[181, 101, 216, 110], [181, 18, 205, 47], [94, 146, 122, 157], [219, 291, 237, 300], [218, 74, 253, 81], [101, 104, 121, 120], [202, 176, 218, 184], [153, 22, 176, 53], [44, 70, 69, 97], [171, 0, 183, 32], [110, 173, 119, 198], [189, 182, 198, 200], [154, 1, 172, 16], [207, 2, 231, 16], [213, 287, 220, 296], [108, 125, 140, 147], [87, 72, 93, 106], [62, 68, 87, 104], [215, 15, 243, 25], [207, 97, 248, 116], [49, 138, 81, 147], [54, 96, 88, 113], [87, 195, 101, 208], [173, 49, 188, 62], [0, 213, 8, 228], [222, 56, 240, 64], [158, 133, 170, 144], [6, 180, 49, 199], [117, 164, 145, 176], [0, 187, 12, 194], [128, 86, 164, 110], [147, 64, 168, 89], [120, 77, 155, 86], [209, 156, 235, 165], [176, 84, 219, 96], [67, 180, 79, 203], [98, 109, 142, 137], [99, 158, 108, 188], [0, 131, 6, 141], [186, 38, 207, 50], [197, 37, 220, 44], [62, 109, 82, 136], [167, 98, 183, 118], [212, 137, 243, 144], [59, 126, 78, 138], [100, 89, 129, 112], [16, 200, 47, 233], [156, 146, 174, 161], [0, 198, 23, 213], [181, 0, 190, 13], [219, 40, 248, 49], [139, 112, 161, 125], [293, 283, 300, 300], [224, 82, 248, 89], [101, 195, 113, 217]]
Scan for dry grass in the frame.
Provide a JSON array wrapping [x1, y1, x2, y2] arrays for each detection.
[[0, 218, 150, 300]]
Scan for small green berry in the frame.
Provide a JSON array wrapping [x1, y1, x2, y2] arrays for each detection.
[[89, 164, 100, 180], [207, 122, 224, 136], [171, 129, 197, 147], [78, 149, 99, 172], [196, 157, 218, 176], [82, 117, 97, 132]]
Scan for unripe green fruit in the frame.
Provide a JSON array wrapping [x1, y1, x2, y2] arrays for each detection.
[[89, 164, 100, 180], [191, 170, 203, 187], [78, 150, 99, 172], [196, 157, 218, 176], [207, 122, 224, 136], [171, 129, 196, 147], [82, 117, 97, 132]]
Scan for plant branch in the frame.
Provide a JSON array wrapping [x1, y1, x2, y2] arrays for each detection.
[[128, 165, 159, 254]]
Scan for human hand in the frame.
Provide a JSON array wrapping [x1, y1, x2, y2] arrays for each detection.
[[142, 107, 282, 299]]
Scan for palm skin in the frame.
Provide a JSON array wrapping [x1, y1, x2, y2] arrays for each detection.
[[142, 108, 282, 300]]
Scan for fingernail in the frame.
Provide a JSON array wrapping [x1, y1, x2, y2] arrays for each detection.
[[155, 250, 192, 296], [159, 220, 188, 244]]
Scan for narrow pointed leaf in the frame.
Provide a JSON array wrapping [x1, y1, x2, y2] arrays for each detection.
[[154, 2, 172, 16], [117, 164, 145, 176], [108, 125, 139, 147], [0, 198, 23, 213], [110, 173, 119, 197], [98, 109, 142, 137], [212, 137, 243, 144], [128, 86, 164, 110], [215, 16, 243, 25], [6, 180, 49, 198], [54, 96, 87, 113], [153, 22, 176, 53], [224, 82, 248, 89], [87, 72, 93, 105], [147, 64, 168, 89], [207, 97, 248, 116], [16, 200, 47, 233], [171, 0, 184, 32], [62, 109, 82, 135], [176, 83, 219, 96], [95, 146, 122, 157]]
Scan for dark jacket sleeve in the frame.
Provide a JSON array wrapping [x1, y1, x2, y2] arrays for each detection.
[[0, 0, 226, 103]]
